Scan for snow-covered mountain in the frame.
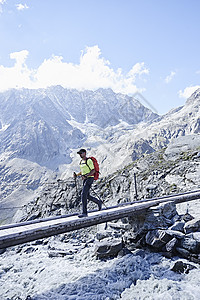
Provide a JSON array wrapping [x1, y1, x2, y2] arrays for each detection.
[[0, 86, 157, 169], [0, 86, 157, 222]]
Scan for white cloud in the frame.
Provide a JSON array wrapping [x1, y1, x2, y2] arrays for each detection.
[[0, 0, 6, 13], [0, 46, 149, 94], [178, 85, 200, 99], [165, 71, 176, 83], [16, 3, 29, 11]]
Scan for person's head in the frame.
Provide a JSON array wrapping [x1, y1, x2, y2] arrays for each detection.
[[77, 148, 86, 159]]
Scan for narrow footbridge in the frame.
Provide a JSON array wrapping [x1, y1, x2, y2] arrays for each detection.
[[0, 190, 200, 249]]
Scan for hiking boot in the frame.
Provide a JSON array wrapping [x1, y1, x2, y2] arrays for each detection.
[[98, 201, 102, 211], [78, 213, 88, 218]]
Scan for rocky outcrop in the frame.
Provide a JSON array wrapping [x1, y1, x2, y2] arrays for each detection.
[[94, 201, 200, 263]]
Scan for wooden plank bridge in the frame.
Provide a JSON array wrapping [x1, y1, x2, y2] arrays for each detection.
[[0, 190, 200, 249]]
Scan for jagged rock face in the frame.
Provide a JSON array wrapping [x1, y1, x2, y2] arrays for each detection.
[[128, 88, 200, 160]]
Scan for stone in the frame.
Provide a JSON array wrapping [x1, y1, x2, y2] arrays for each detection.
[[0, 248, 6, 255], [117, 247, 132, 257], [162, 202, 177, 220], [180, 237, 200, 254], [182, 212, 194, 222], [108, 222, 131, 231], [163, 237, 177, 252], [190, 254, 200, 264], [145, 230, 172, 249], [176, 247, 191, 259], [184, 219, 200, 234], [165, 229, 185, 239], [96, 230, 113, 241], [169, 221, 185, 232], [164, 134, 200, 161], [94, 238, 123, 259], [192, 232, 200, 242], [48, 250, 74, 258], [171, 260, 197, 274]]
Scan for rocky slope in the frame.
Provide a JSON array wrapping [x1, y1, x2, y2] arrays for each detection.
[[0, 135, 200, 300], [16, 134, 200, 221]]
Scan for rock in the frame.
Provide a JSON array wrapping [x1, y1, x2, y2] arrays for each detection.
[[191, 232, 200, 242], [176, 247, 191, 258], [171, 260, 197, 274], [190, 254, 200, 264], [184, 218, 200, 234], [182, 212, 194, 222], [94, 238, 123, 259], [169, 221, 185, 232], [117, 247, 132, 257], [0, 248, 6, 255], [131, 249, 146, 258], [96, 230, 113, 241], [48, 250, 74, 258], [163, 237, 177, 253], [23, 247, 36, 254], [161, 251, 174, 258], [165, 229, 185, 239], [131, 202, 177, 233], [108, 222, 131, 231], [162, 202, 177, 220], [146, 184, 157, 198], [180, 237, 200, 254], [164, 134, 200, 161], [145, 230, 172, 249]]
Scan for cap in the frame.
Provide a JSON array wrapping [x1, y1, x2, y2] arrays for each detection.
[[77, 148, 86, 154]]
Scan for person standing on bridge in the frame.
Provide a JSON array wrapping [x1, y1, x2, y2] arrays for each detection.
[[73, 149, 102, 218]]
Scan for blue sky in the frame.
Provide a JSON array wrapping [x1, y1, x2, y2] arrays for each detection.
[[0, 0, 200, 114]]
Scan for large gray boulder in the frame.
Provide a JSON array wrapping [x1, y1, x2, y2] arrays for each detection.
[[164, 134, 200, 161], [94, 238, 123, 259], [184, 218, 200, 234], [145, 229, 172, 249]]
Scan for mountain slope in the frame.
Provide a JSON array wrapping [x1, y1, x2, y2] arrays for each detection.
[[0, 86, 158, 222], [0, 86, 158, 169]]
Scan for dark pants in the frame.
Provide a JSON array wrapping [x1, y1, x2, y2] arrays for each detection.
[[81, 177, 101, 214]]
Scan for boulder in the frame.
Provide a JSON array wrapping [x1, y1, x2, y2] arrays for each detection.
[[96, 230, 113, 241], [94, 238, 123, 259], [180, 237, 200, 254], [165, 229, 185, 239], [162, 202, 177, 220], [176, 247, 191, 259], [169, 221, 185, 232], [145, 230, 172, 249], [182, 212, 194, 222], [184, 219, 200, 234], [171, 260, 197, 274]]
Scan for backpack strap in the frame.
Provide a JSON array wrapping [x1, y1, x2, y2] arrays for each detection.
[[85, 158, 92, 171]]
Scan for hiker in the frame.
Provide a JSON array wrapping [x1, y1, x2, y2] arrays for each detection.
[[73, 149, 102, 218]]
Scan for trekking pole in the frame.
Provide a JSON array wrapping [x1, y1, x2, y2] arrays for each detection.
[[74, 173, 80, 206], [90, 186, 108, 209]]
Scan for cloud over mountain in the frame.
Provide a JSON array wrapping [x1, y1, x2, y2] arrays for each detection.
[[0, 46, 149, 95]]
